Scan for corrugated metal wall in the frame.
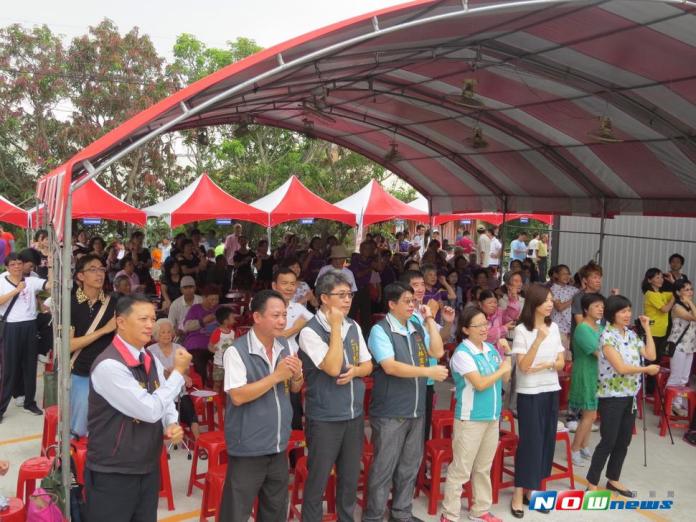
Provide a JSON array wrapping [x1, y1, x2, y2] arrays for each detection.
[[557, 216, 696, 312]]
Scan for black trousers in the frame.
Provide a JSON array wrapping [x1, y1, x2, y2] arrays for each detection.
[[0, 320, 38, 415], [85, 468, 160, 522], [514, 391, 559, 489], [177, 395, 198, 426], [349, 286, 373, 336], [191, 349, 213, 388], [303, 416, 364, 522], [586, 396, 635, 486], [219, 452, 288, 522]]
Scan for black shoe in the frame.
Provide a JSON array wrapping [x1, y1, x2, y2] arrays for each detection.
[[24, 404, 43, 416], [606, 481, 635, 498], [510, 503, 524, 519], [523, 495, 550, 514]]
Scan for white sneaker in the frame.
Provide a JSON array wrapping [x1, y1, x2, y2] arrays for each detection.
[[37, 354, 49, 364], [672, 405, 688, 417], [566, 420, 578, 432], [571, 450, 586, 467], [580, 447, 593, 459], [591, 423, 599, 432], [15, 396, 24, 407], [557, 421, 568, 432]]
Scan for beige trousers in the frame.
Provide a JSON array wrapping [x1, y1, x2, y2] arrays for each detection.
[[441, 419, 499, 520]]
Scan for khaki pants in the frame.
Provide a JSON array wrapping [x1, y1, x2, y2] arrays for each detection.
[[441, 419, 499, 520]]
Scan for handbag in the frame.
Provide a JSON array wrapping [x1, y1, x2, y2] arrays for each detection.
[[665, 322, 690, 358], [27, 488, 64, 522]]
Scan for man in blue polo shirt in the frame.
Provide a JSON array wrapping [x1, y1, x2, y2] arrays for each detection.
[[364, 282, 448, 522]]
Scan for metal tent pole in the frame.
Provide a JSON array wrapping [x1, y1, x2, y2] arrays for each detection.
[[59, 191, 73, 519], [499, 196, 508, 281], [597, 198, 606, 265], [266, 226, 272, 255]]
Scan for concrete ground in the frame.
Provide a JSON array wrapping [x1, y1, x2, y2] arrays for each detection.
[[1, 372, 693, 521]]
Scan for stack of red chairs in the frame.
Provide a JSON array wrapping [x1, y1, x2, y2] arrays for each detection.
[[187, 431, 228, 495]]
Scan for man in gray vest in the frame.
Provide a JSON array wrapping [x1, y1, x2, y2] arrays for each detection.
[[220, 289, 304, 522], [364, 282, 448, 522], [86, 294, 191, 522], [298, 270, 373, 521]]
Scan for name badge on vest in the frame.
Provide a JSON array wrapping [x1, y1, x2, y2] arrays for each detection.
[[351, 338, 360, 366], [414, 332, 427, 367]]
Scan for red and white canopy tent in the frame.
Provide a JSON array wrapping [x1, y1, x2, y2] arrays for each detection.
[[30, 179, 146, 227], [142, 173, 267, 228], [335, 179, 428, 249], [249, 175, 356, 246], [0, 195, 29, 228], [408, 196, 554, 227], [29, 1, 696, 508]]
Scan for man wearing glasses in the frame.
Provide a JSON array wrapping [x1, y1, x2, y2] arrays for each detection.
[[364, 282, 448, 522], [298, 270, 373, 521], [70, 254, 117, 436], [0, 252, 51, 421]]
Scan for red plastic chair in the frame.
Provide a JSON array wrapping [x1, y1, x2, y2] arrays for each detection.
[[16, 456, 53, 503], [653, 368, 671, 414], [0, 498, 25, 522], [659, 386, 696, 437], [540, 431, 575, 490], [159, 444, 175, 511], [558, 371, 571, 412], [41, 405, 59, 457], [415, 438, 473, 515], [71, 438, 89, 485], [234, 325, 252, 338], [491, 432, 518, 503], [288, 456, 336, 521], [192, 393, 225, 432], [431, 410, 454, 439], [200, 465, 227, 522], [187, 431, 228, 495]]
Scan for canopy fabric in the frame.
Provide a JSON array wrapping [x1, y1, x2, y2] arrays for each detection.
[[36, 0, 696, 239], [0, 195, 29, 228], [335, 180, 428, 226], [409, 196, 554, 226], [142, 173, 268, 228], [250, 175, 356, 227], [32, 180, 146, 227]]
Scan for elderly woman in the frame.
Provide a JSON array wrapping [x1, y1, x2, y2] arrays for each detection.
[[183, 284, 221, 387], [665, 280, 696, 416], [150, 318, 200, 440], [586, 295, 659, 496]]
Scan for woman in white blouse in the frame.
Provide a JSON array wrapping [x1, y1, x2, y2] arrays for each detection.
[[509, 284, 565, 518]]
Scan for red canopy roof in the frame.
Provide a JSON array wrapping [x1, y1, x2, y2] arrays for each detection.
[[435, 213, 554, 227], [335, 180, 428, 226], [32, 180, 146, 227], [0, 195, 29, 228], [142, 174, 267, 228], [250, 176, 356, 227], [35, 1, 696, 239]]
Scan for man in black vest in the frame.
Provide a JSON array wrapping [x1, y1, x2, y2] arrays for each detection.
[[220, 289, 304, 522], [86, 294, 191, 522], [298, 270, 373, 521]]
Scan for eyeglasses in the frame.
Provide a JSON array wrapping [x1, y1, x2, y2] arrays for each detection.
[[469, 323, 489, 329], [328, 292, 356, 300], [399, 298, 416, 306], [82, 267, 107, 274]]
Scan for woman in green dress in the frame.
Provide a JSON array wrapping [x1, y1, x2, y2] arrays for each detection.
[[569, 293, 605, 466]]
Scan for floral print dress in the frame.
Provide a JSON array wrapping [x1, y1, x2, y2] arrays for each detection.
[[597, 325, 643, 399]]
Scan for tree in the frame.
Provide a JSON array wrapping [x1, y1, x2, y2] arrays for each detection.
[[63, 19, 187, 212], [0, 24, 70, 203]]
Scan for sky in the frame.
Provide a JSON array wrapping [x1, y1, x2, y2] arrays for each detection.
[[1, 0, 407, 59]]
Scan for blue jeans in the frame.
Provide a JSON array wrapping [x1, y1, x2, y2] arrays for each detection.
[[70, 374, 90, 437]]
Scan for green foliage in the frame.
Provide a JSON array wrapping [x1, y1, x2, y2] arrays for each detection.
[[0, 23, 413, 247]]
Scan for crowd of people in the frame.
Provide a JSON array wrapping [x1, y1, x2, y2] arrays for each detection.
[[0, 221, 694, 522]]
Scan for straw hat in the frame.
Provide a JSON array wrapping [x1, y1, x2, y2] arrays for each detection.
[[329, 245, 350, 260]]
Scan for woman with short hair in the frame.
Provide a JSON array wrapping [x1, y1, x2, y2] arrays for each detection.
[[586, 295, 659, 496]]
